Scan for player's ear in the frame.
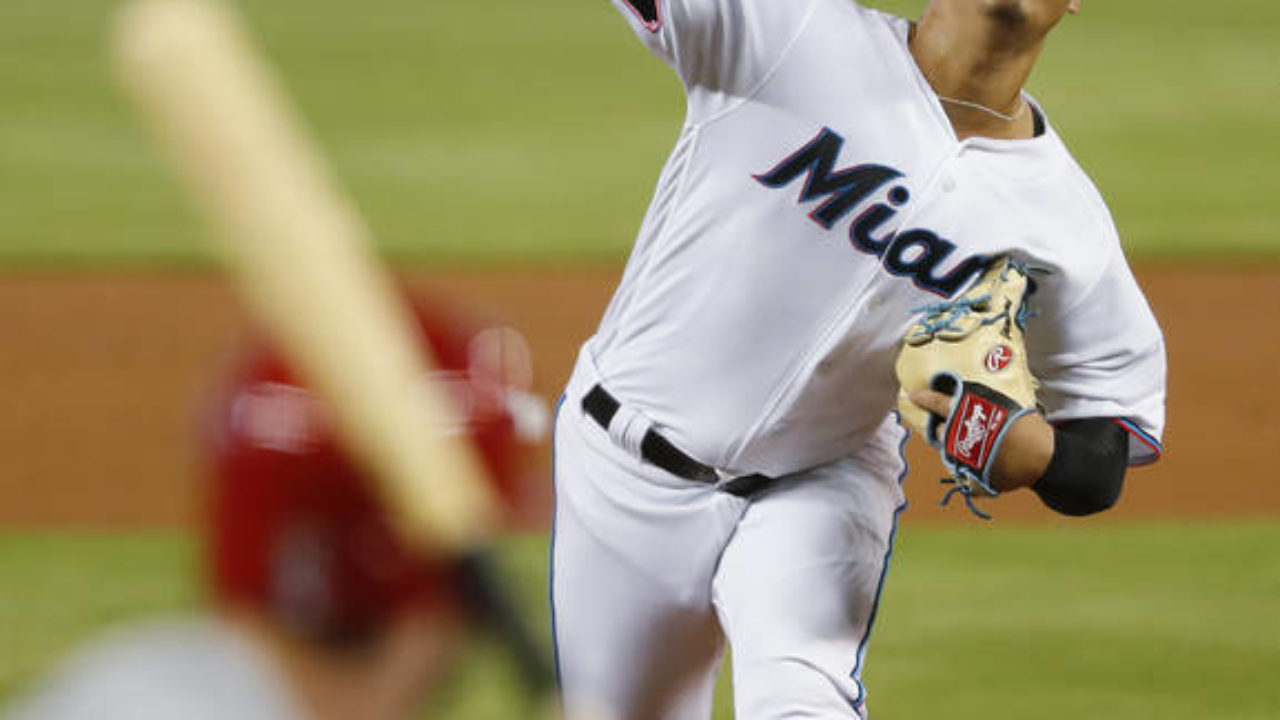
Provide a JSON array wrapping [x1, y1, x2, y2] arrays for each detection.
[[1066, 0, 1081, 14]]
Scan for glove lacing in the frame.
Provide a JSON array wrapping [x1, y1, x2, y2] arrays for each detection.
[[940, 478, 995, 521], [908, 293, 1004, 340]]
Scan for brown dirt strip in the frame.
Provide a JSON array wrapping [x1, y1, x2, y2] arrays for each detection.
[[0, 265, 1275, 529]]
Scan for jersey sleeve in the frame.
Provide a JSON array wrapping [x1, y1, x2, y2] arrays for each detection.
[[608, 0, 822, 106], [1028, 250, 1167, 466]]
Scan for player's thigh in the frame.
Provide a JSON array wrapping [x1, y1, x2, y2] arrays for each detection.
[[712, 457, 905, 719], [551, 407, 745, 720]]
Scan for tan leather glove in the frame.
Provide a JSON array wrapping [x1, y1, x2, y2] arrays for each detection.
[[894, 256, 1043, 517]]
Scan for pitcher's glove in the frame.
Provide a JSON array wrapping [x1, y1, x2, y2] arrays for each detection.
[[894, 256, 1044, 519]]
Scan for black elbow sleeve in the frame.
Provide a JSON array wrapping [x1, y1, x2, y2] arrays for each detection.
[[1032, 418, 1129, 516]]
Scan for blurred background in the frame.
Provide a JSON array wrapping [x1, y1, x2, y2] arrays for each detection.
[[1, 0, 1278, 717]]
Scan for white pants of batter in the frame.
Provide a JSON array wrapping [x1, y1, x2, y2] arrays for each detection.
[[551, 363, 908, 720]]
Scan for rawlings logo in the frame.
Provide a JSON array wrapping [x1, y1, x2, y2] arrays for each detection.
[[955, 404, 990, 458], [947, 395, 1007, 471], [984, 344, 1013, 373], [754, 127, 995, 297]]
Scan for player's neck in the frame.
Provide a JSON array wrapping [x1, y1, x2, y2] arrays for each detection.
[[908, 13, 1046, 141]]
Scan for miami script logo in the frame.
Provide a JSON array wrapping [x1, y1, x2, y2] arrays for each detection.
[[755, 127, 994, 297]]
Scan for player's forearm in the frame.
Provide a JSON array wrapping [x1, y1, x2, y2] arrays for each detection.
[[993, 415, 1128, 517], [989, 412, 1054, 492]]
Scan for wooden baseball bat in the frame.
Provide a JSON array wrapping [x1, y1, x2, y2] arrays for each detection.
[[110, 0, 495, 553], [110, 5, 588, 715]]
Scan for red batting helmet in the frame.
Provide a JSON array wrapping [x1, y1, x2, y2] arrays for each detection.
[[201, 297, 539, 644]]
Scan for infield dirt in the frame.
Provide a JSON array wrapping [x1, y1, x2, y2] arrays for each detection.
[[1, 265, 1275, 528]]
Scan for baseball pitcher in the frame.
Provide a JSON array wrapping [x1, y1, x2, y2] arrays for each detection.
[[551, 0, 1166, 718]]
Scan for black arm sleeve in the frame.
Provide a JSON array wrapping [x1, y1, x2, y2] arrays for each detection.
[[1032, 418, 1129, 517]]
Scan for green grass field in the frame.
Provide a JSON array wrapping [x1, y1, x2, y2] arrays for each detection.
[[4, 524, 1279, 718], [1, 0, 1277, 265]]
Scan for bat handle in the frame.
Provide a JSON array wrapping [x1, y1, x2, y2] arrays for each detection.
[[456, 549, 557, 703]]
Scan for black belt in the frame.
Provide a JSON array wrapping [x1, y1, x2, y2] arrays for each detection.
[[581, 384, 771, 498]]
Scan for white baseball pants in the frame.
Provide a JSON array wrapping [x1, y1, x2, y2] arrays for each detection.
[[550, 364, 907, 720]]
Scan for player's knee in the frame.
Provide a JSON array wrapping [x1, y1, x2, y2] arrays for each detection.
[[732, 656, 865, 720]]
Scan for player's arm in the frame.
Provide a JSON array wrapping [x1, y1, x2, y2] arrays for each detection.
[[607, 0, 819, 107], [911, 391, 1127, 516], [976, 0, 1081, 32], [989, 412, 1130, 517]]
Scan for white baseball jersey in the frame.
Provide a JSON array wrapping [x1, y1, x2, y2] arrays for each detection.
[[4, 619, 306, 720], [552, 2, 1167, 718], [591, 0, 1165, 476]]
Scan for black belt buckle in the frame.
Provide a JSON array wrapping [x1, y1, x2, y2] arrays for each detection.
[[581, 384, 769, 498], [719, 473, 772, 498]]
